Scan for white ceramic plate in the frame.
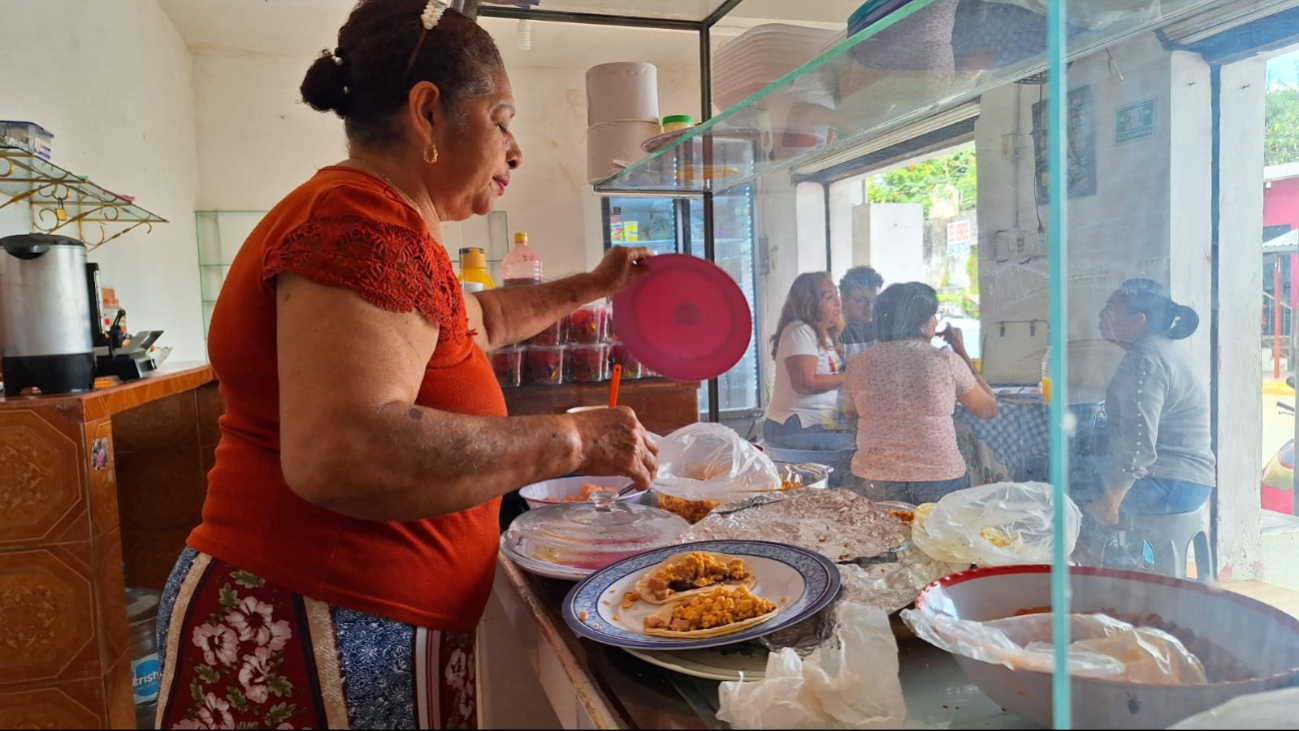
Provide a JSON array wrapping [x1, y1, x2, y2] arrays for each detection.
[[624, 646, 769, 682], [564, 540, 840, 651]]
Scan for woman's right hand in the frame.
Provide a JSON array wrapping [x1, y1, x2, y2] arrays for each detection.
[[942, 325, 970, 359], [571, 406, 660, 491]]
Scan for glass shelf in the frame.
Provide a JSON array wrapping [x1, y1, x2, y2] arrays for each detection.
[[480, 0, 730, 22], [0, 136, 167, 250], [595, 0, 1222, 195]]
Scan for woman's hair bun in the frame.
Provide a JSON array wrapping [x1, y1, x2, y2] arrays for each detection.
[[301, 49, 351, 117]]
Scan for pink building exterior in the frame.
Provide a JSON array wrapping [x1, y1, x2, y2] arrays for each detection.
[[1266, 173, 1299, 231]]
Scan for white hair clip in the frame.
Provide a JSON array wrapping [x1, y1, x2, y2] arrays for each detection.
[[421, 1, 448, 31]]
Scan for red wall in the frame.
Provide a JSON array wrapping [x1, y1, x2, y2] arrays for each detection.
[[1265, 177, 1299, 231]]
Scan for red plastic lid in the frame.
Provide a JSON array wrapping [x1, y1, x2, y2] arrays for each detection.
[[612, 254, 752, 382]]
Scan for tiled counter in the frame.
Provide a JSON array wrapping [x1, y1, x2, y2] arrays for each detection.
[[0, 364, 219, 729]]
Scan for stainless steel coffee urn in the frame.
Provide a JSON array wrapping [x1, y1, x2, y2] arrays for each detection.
[[0, 234, 96, 396]]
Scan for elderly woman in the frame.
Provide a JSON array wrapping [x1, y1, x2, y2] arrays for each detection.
[[1085, 279, 1215, 527], [843, 282, 997, 505], [155, 3, 657, 729], [763, 272, 855, 451]]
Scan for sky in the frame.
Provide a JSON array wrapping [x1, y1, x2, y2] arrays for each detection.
[[1269, 48, 1299, 87]]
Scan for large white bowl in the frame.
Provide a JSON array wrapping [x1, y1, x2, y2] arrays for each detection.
[[913, 565, 1299, 729], [518, 475, 642, 511]]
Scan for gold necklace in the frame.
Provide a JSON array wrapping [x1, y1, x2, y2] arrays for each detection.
[[352, 158, 419, 210]]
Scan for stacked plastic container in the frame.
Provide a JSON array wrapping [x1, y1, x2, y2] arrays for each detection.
[[712, 24, 841, 111], [491, 301, 656, 388]]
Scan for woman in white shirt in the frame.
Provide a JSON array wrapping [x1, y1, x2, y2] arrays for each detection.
[[763, 272, 855, 451]]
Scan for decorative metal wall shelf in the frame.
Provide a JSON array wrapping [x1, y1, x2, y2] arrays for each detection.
[[0, 136, 167, 250]]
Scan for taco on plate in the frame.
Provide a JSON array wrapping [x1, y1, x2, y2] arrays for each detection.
[[634, 551, 757, 605], [642, 585, 779, 638]]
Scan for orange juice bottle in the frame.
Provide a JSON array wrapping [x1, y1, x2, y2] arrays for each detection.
[[1040, 348, 1052, 403]]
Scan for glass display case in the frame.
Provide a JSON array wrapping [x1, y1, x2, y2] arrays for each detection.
[[591, 0, 1299, 728], [603, 189, 763, 426]]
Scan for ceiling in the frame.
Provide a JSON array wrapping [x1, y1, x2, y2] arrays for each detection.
[[156, 0, 852, 68]]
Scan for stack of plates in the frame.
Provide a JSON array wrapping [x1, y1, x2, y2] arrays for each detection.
[[713, 24, 839, 111]]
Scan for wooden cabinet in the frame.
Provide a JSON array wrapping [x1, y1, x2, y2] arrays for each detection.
[[502, 378, 701, 436]]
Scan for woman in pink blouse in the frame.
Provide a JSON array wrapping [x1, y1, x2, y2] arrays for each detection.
[[843, 282, 997, 504]]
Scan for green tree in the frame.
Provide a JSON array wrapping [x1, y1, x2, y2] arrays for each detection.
[[1266, 82, 1299, 167], [866, 150, 978, 215]]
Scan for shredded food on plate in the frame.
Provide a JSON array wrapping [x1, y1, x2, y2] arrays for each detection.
[[644, 585, 777, 633]]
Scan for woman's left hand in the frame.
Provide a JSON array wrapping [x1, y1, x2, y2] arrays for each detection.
[[591, 246, 654, 295], [1087, 491, 1125, 526]]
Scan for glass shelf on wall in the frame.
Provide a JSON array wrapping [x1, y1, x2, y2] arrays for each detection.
[[0, 136, 167, 249], [479, 0, 731, 22], [595, 0, 1222, 195]]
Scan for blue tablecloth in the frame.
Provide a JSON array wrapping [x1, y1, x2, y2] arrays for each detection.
[[954, 397, 1107, 484]]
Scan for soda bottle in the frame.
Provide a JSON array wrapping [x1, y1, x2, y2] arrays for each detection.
[[502, 232, 542, 286]]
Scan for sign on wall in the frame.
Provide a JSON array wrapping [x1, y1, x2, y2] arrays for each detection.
[[947, 219, 973, 257], [1116, 100, 1156, 145]]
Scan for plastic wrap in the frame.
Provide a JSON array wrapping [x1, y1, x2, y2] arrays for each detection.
[[910, 481, 1081, 566], [654, 423, 782, 502], [717, 603, 907, 730], [902, 610, 1208, 684]]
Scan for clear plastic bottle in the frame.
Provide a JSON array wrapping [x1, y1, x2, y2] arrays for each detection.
[[458, 247, 495, 289], [126, 586, 162, 730], [502, 232, 542, 286]]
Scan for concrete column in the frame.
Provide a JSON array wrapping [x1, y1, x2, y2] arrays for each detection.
[[1217, 57, 1267, 581]]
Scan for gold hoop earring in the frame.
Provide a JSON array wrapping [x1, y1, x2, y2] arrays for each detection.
[[423, 143, 439, 165]]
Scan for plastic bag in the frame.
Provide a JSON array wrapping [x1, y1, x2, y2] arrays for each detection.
[[910, 481, 1081, 566], [1170, 688, 1299, 729], [718, 603, 907, 729], [902, 610, 1208, 684], [654, 423, 781, 502]]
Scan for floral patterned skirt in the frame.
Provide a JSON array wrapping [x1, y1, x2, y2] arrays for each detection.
[[156, 548, 477, 730]]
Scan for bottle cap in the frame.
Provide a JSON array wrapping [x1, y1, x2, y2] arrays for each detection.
[[459, 247, 487, 269], [462, 281, 486, 293], [663, 114, 694, 127], [514, 232, 528, 245]]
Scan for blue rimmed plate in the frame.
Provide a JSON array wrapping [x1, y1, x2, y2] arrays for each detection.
[[562, 540, 841, 651]]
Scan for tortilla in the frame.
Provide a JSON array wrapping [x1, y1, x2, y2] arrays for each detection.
[[634, 551, 758, 605], [642, 585, 780, 639]]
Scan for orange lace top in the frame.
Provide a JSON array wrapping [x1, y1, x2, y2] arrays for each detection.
[[188, 167, 506, 632]]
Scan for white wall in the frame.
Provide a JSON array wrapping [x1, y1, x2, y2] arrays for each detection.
[[975, 32, 1213, 397], [191, 23, 701, 282], [851, 203, 926, 284], [0, 0, 203, 362]]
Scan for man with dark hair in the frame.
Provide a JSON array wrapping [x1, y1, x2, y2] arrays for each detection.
[[839, 266, 885, 362]]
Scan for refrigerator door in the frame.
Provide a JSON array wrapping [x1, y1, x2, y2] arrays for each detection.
[[689, 185, 761, 421], [602, 197, 679, 255]]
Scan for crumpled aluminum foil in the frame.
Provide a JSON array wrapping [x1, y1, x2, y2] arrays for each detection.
[[670, 489, 958, 654], [674, 488, 908, 562]]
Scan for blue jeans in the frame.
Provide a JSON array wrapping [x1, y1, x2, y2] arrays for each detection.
[[1119, 477, 1213, 514], [763, 416, 856, 452], [853, 474, 971, 505], [1072, 476, 1212, 515]]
